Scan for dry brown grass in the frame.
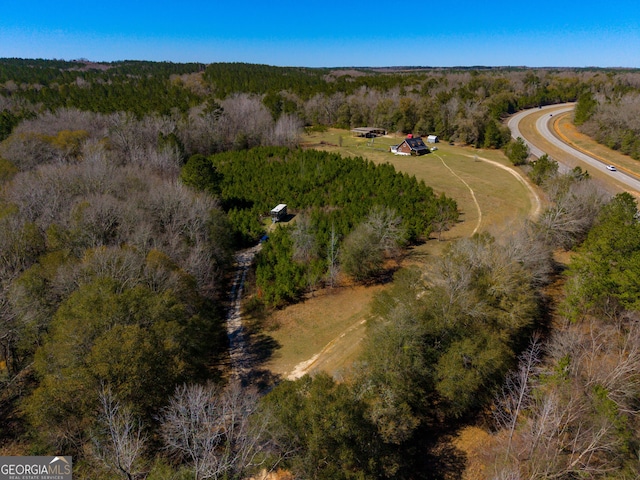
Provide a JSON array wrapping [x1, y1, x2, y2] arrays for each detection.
[[264, 283, 385, 379]]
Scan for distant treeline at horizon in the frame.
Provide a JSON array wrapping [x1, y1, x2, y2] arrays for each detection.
[[2, 57, 640, 155]]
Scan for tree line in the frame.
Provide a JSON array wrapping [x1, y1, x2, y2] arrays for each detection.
[[575, 82, 640, 160], [3, 59, 639, 149], [0, 101, 237, 477]]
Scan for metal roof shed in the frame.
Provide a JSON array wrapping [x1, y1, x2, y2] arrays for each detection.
[[270, 204, 287, 222], [351, 127, 387, 137]]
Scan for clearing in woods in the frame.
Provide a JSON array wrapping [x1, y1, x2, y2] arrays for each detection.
[[257, 129, 539, 380]]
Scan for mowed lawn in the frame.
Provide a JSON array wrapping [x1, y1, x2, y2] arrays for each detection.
[[261, 129, 537, 378], [303, 129, 535, 242]]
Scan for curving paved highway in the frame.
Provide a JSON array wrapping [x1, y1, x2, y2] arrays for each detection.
[[507, 104, 560, 160], [508, 104, 640, 194]]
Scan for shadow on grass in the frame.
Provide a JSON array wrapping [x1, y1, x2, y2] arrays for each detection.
[[241, 297, 283, 390]]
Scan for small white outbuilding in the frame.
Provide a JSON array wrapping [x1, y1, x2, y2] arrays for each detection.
[[270, 204, 287, 223], [427, 135, 439, 143]]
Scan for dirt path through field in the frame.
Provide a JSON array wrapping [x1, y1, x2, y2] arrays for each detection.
[[433, 152, 483, 235], [286, 319, 367, 380], [468, 154, 542, 220]]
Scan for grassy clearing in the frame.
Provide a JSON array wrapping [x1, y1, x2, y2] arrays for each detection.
[[257, 129, 536, 378], [263, 284, 385, 378]]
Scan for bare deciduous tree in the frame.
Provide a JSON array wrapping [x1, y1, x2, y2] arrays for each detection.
[[79, 246, 145, 291], [493, 334, 542, 460], [536, 175, 607, 250], [178, 108, 224, 156], [91, 385, 147, 480], [219, 94, 273, 149], [271, 113, 303, 148], [490, 315, 640, 479], [0, 287, 18, 375], [13, 108, 107, 139], [160, 381, 275, 480], [489, 219, 555, 288], [364, 205, 406, 258], [326, 224, 340, 288], [291, 214, 317, 264]]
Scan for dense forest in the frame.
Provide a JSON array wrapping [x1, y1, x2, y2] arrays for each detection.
[[1, 59, 640, 479], [574, 74, 640, 160]]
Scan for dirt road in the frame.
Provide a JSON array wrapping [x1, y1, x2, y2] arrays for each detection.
[[227, 244, 261, 382]]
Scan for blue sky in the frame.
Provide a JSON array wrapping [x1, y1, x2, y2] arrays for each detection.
[[1, 0, 639, 67]]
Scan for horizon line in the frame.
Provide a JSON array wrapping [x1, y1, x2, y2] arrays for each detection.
[[2, 57, 639, 70]]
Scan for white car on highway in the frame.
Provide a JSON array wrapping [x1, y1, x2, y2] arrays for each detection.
[[606, 165, 617, 171]]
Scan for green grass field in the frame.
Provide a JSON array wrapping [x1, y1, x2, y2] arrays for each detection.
[[303, 129, 535, 239], [259, 129, 538, 378]]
